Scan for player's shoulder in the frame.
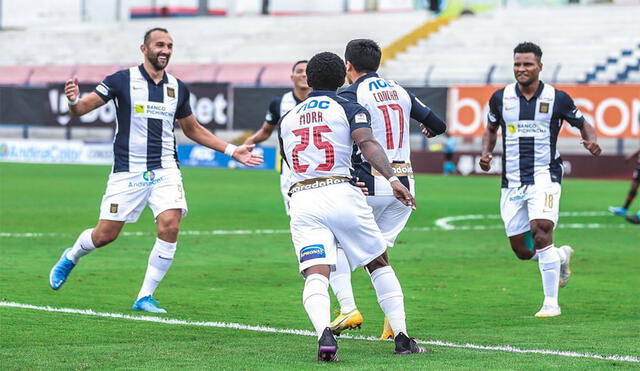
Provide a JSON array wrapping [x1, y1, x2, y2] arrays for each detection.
[[333, 94, 367, 113]]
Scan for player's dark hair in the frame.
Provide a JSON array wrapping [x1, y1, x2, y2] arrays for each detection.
[[345, 39, 381, 73], [292, 60, 308, 72], [306, 52, 346, 91], [514, 42, 543, 62], [144, 27, 169, 46]]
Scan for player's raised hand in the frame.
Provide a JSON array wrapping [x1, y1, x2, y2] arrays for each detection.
[[419, 123, 435, 138], [65, 76, 80, 103], [580, 140, 601, 156], [479, 152, 493, 171], [390, 180, 416, 210], [232, 144, 264, 167]]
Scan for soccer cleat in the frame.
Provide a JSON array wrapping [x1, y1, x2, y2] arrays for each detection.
[[317, 327, 339, 362], [559, 245, 574, 288], [132, 296, 167, 313], [625, 214, 640, 225], [329, 308, 363, 335], [394, 332, 427, 354], [380, 316, 394, 340], [49, 248, 76, 290], [534, 305, 561, 318], [608, 206, 627, 216]]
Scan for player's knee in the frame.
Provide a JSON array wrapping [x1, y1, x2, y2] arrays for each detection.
[[533, 233, 551, 249], [158, 221, 180, 240]]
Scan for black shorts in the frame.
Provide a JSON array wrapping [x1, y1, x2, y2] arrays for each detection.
[[634, 164, 640, 182]]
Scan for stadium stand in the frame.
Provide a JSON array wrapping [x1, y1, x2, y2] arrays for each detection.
[[380, 4, 640, 86]]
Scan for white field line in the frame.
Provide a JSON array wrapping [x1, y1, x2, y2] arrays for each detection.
[[1, 301, 637, 363], [0, 211, 630, 238]]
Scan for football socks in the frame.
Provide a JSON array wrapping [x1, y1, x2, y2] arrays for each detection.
[[303, 274, 331, 339]]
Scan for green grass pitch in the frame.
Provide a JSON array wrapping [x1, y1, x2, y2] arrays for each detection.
[[1, 163, 638, 369]]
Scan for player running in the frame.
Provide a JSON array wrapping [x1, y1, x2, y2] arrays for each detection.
[[279, 52, 426, 361], [479, 42, 601, 317], [48, 28, 263, 313], [328, 39, 446, 339], [244, 60, 310, 214]]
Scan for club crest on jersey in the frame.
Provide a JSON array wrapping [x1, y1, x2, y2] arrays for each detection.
[[110, 203, 118, 213], [143, 170, 156, 181], [167, 87, 175, 98], [300, 244, 326, 263], [539, 102, 549, 114]]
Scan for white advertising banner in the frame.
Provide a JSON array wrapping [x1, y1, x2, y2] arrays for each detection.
[[0, 140, 113, 165]]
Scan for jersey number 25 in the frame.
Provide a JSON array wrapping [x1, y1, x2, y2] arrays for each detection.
[[291, 125, 335, 173]]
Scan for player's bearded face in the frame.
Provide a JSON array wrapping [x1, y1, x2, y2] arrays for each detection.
[[144, 33, 173, 71], [513, 53, 541, 86]]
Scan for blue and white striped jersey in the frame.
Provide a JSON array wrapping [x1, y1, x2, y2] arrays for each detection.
[[488, 82, 585, 188], [278, 91, 371, 184], [339, 72, 436, 196], [265, 91, 302, 126], [94, 64, 192, 173]]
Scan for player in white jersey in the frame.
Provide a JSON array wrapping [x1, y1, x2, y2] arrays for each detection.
[[279, 52, 426, 361], [244, 61, 310, 214], [48, 28, 263, 313], [479, 42, 601, 317], [328, 39, 446, 339]]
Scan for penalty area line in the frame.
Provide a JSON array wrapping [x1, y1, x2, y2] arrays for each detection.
[[1, 301, 638, 363]]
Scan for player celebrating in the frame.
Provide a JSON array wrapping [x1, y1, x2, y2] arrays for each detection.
[[328, 39, 446, 339], [479, 42, 601, 317], [279, 52, 426, 361], [48, 28, 263, 313], [244, 60, 310, 214]]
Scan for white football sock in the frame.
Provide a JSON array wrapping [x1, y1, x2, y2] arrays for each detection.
[[555, 246, 567, 264], [370, 266, 407, 336], [66, 229, 96, 264], [329, 248, 356, 314], [537, 245, 560, 307], [303, 274, 331, 339], [137, 238, 176, 300]]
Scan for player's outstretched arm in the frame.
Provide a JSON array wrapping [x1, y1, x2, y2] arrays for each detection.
[[578, 123, 601, 156], [243, 122, 275, 145], [65, 76, 106, 116], [352, 127, 416, 209], [479, 124, 499, 171], [178, 115, 264, 167]]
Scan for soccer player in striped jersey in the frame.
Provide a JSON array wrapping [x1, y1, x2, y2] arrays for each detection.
[[279, 52, 425, 360], [479, 42, 601, 318], [243, 60, 310, 214], [48, 28, 263, 313], [328, 39, 446, 339]]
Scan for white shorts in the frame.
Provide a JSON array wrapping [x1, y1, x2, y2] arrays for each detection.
[[289, 182, 387, 274], [99, 168, 188, 223], [500, 182, 561, 237], [280, 163, 292, 215], [367, 196, 412, 247]]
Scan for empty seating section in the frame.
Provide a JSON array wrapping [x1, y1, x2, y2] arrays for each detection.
[[0, 12, 428, 86], [380, 4, 639, 85]]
